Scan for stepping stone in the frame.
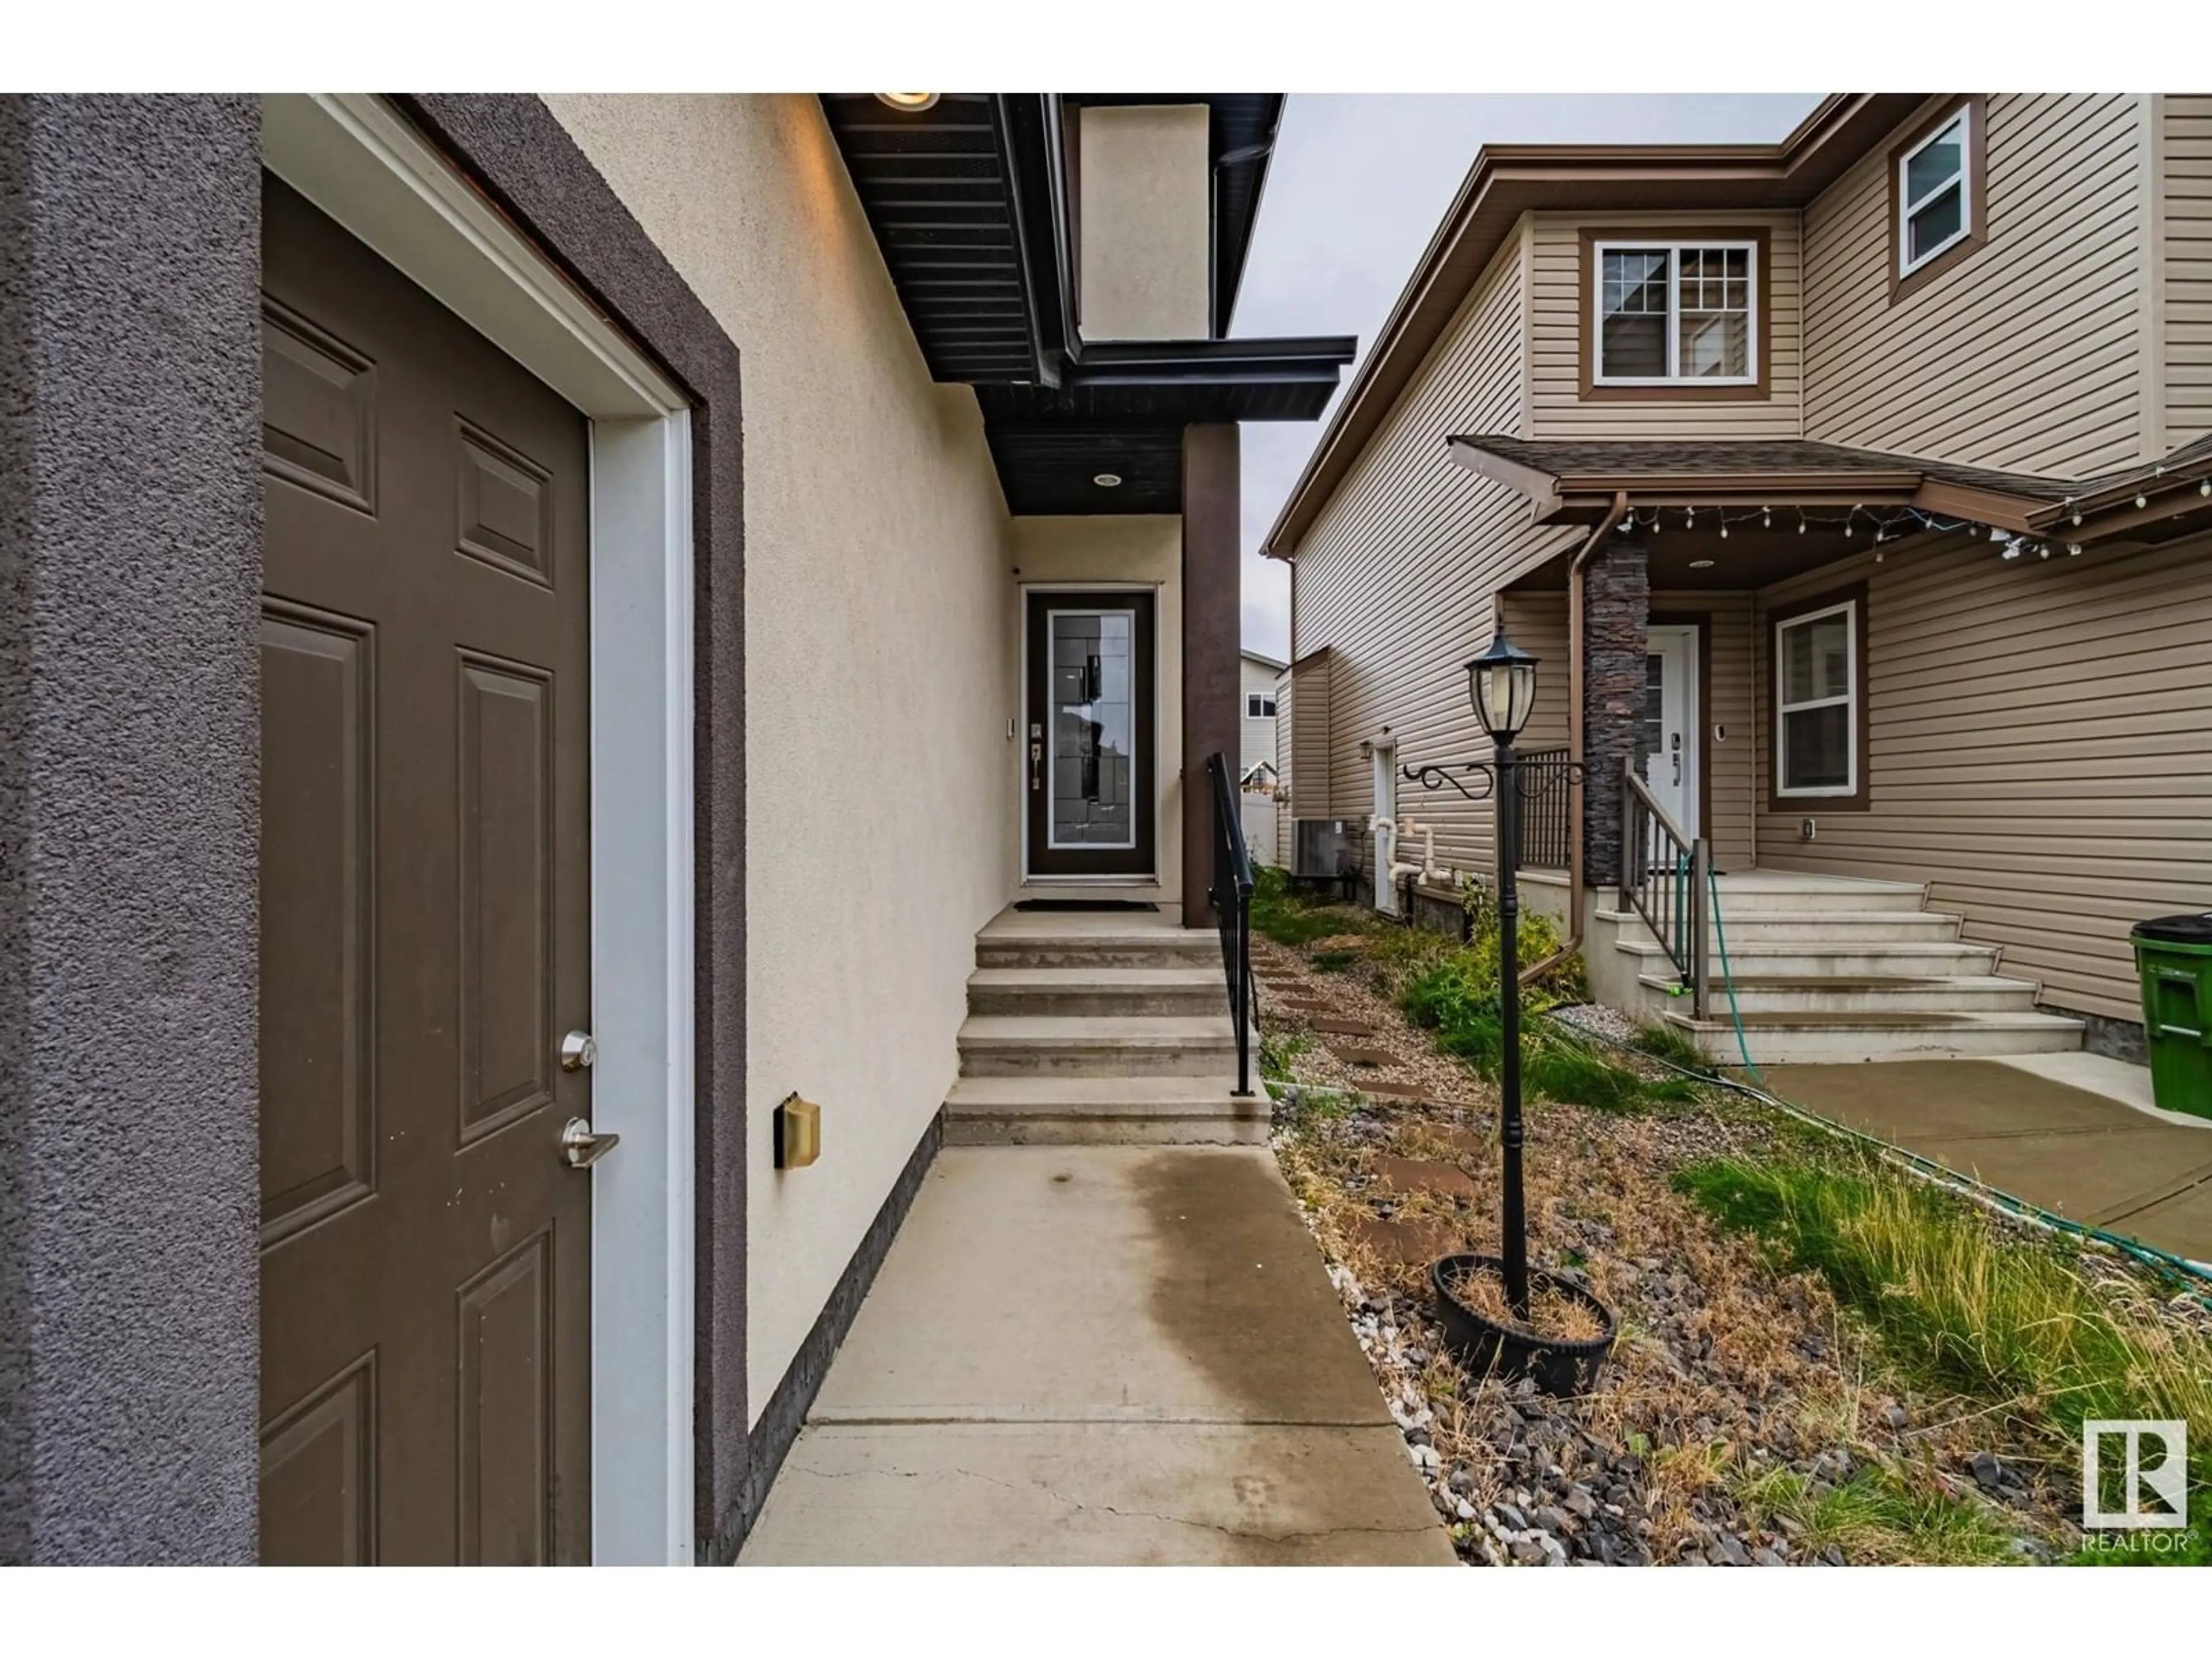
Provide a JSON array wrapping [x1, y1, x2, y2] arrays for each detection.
[[1328, 1044, 1399, 1069], [1412, 1124, 1487, 1160], [1309, 1016, 1378, 1037], [1342, 1210, 1460, 1270], [1371, 1156, 1481, 1203], [1279, 997, 1333, 1013]]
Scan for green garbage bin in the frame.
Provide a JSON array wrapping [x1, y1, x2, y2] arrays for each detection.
[[2133, 912, 2212, 1120]]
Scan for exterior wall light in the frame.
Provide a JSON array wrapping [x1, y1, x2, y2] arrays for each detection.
[[874, 93, 941, 112], [1465, 632, 1537, 744]]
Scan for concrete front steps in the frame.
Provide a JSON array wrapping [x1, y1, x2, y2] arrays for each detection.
[[1604, 872, 2084, 1065], [948, 907, 1265, 1145]]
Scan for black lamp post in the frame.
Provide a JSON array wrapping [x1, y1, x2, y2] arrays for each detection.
[[1464, 634, 1540, 1316]]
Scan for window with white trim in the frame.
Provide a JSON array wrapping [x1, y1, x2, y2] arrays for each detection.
[[1594, 241, 1757, 384], [1775, 600, 1857, 796], [1898, 110, 1972, 276], [1246, 694, 1276, 718]]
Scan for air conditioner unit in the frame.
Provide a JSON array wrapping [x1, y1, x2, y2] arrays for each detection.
[[1292, 818, 1358, 880]]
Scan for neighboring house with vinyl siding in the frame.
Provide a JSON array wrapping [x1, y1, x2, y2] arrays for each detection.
[[1266, 93, 2212, 1063]]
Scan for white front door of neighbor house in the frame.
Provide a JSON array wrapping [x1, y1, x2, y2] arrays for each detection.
[[1643, 625, 1699, 836]]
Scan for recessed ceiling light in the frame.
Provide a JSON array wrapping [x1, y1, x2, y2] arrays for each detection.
[[874, 93, 941, 112], [1688, 558, 1715, 569], [1093, 472, 1123, 488]]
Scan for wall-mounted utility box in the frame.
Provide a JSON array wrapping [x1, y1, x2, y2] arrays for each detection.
[[776, 1094, 821, 1169]]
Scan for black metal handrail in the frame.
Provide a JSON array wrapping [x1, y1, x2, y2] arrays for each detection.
[[1206, 752, 1255, 1097], [1516, 747, 1573, 870], [1620, 757, 1710, 1018]]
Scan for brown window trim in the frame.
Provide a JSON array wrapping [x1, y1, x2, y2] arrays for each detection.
[[1888, 95, 1987, 306], [1578, 225, 1772, 403], [1767, 581, 1870, 813]]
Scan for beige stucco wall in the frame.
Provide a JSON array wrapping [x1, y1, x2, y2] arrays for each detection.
[[1010, 516, 1184, 902], [543, 94, 1018, 1420], [1078, 104, 1211, 341]]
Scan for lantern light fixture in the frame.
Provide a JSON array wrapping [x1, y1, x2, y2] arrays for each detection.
[[1464, 633, 1538, 745], [874, 93, 941, 112]]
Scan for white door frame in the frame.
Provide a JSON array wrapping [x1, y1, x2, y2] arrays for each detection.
[[1017, 581, 1162, 883], [262, 94, 697, 1565], [1645, 624, 1700, 836]]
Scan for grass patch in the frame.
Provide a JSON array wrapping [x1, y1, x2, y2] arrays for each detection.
[[1629, 1017, 1713, 1073], [1259, 1028, 1313, 1082], [1249, 864, 1362, 949], [1674, 1153, 2212, 1558], [1734, 1465, 2021, 1566], [1309, 948, 1359, 973]]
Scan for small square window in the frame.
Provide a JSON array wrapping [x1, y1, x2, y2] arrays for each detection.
[[1247, 694, 1276, 719], [1593, 241, 1756, 385]]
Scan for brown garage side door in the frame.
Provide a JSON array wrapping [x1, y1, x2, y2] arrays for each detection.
[[257, 176, 593, 1564]]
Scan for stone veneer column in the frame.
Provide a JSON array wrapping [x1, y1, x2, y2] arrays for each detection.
[[1181, 423, 1241, 927], [1580, 537, 1650, 890]]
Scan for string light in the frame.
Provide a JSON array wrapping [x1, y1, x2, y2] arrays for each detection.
[[1762, 505, 1772, 528]]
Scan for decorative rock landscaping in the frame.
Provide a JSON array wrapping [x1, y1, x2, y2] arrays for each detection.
[[1253, 928, 2105, 1567]]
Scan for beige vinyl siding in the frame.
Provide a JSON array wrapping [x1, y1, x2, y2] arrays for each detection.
[[1289, 234, 1581, 884], [1286, 647, 1334, 822], [1752, 532, 2212, 1023], [1803, 94, 2149, 475], [1528, 211, 1804, 440], [2168, 95, 2212, 446], [1497, 591, 1571, 752], [1273, 676, 1294, 866]]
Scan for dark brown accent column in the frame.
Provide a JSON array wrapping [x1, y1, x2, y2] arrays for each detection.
[[0, 96, 263, 1563], [1581, 536, 1650, 890], [1181, 423, 1240, 928]]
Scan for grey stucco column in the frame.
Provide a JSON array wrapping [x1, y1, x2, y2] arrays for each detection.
[[1180, 423, 1240, 929], [1581, 536, 1650, 891], [0, 96, 263, 1564]]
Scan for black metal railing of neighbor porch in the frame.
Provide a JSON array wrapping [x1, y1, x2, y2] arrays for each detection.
[[1206, 751, 1256, 1097], [1621, 757, 1711, 1019], [1516, 747, 1573, 870]]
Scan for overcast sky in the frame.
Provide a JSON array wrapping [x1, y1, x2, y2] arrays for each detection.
[[1232, 93, 1823, 662]]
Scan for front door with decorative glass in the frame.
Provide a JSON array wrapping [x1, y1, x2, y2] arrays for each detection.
[[1024, 589, 1157, 877]]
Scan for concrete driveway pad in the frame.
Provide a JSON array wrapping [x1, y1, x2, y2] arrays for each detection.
[[746, 1146, 1451, 1565]]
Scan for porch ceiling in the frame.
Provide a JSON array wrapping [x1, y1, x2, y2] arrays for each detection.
[[1502, 522, 1880, 592], [820, 93, 1355, 516]]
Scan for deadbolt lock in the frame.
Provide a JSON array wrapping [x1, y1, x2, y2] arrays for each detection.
[[559, 1029, 597, 1071]]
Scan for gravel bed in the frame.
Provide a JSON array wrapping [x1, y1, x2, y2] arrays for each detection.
[[1253, 927, 2082, 1567]]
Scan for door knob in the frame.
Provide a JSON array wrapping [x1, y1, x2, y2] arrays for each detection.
[[560, 1117, 620, 1169], [559, 1029, 596, 1071]]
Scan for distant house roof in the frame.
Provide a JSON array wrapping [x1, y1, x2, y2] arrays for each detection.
[[1447, 433, 2212, 544], [1241, 647, 1289, 673], [1259, 93, 1930, 557]]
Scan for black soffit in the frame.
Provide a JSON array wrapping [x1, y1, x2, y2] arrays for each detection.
[[820, 92, 1355, 516]]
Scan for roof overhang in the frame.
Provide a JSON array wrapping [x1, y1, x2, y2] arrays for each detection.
[[821, 93, 1354, 515], [1445, 434, 2212, 550], [1259, 93, 1931, 556]]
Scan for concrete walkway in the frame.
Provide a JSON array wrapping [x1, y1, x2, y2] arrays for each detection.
[[1756, 1057, 2212, 1265], [740, 1145, 1454, 1565]]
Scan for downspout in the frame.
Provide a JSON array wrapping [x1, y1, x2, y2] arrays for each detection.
[[1520, 491, 1630, 987]]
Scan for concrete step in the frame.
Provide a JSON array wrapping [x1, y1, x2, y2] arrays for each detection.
[[1604, 907, 1963, 944], [1664, 1007, 2085, 1065], [957, 1015, 1241, 1078], [975, 930, 1221, 971], [1616, 936, 2002, 979], [1700, 873, 1928, 914], [966, 966, 1229, 1019], [1637, 972, 2044, 1016], [942, 1075, 1269, 1145]]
